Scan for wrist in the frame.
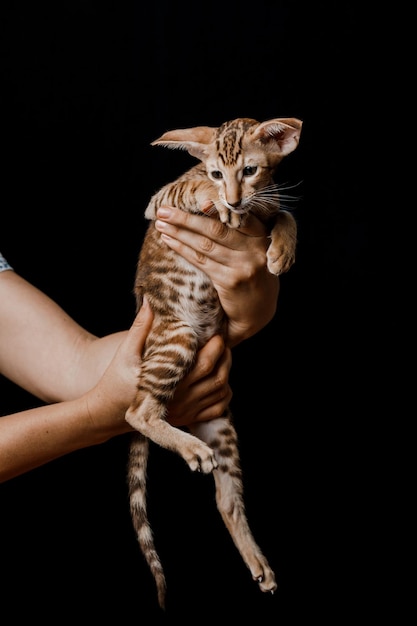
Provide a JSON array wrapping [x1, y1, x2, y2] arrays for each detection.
[[83, 389, 133, 445]]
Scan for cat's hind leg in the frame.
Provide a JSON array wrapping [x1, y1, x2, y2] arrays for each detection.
[[125, 324, 218, 473], [126, 392, 217, 473], [190, 415, 277, 594]]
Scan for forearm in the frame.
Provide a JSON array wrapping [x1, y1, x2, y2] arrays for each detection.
[[65, 331, 127, 400], [0, 394, 130, 483], [0, 270, 126, 402], [0, 300, 155, 483]]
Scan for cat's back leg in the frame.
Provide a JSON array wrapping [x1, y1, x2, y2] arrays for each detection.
[[126, 395, 217, 474], [190, 415, 277, 594], [126, 323, 218, 474]]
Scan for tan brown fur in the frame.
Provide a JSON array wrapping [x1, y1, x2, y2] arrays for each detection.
[[126, 117, 302, 609]]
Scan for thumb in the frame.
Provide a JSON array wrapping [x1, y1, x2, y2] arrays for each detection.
[[238, 214, 269, 237], [127, 296, 154, 355]]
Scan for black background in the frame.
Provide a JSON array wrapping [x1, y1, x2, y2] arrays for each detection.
[[0, 1, 388, 623]]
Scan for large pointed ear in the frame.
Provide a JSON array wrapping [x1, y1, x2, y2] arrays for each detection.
[[253, 118, 303, 156], [151, 126, 217, 160]]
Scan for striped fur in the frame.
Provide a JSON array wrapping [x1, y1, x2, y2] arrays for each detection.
[[126, 117, 302, 609]]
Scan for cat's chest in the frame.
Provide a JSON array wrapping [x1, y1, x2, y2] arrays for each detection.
[[165, 253, 224, 342], [138, 225, 225, 342]]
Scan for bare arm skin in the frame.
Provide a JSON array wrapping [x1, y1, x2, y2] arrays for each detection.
[[0, 270, 231, 408], [154, 206, 280, 347], [0, 271, 231, 482], [0, 208, 276, 481], [0, 269, 121, 403], [0, 298, 153, 481]]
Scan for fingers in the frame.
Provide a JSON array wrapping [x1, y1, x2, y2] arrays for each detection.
[[234, 213, 269, 237], [184, 334, 227, 385], [166, 336, 232, 427], [194, 344, 232, 417], [187, 341, 232, 422], [191, 385, 233, 423], [154, 210, 270, 282], [155, 206, 268, 250]]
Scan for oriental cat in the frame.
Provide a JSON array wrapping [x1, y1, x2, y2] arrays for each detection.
[[126, 117, 302, 609]]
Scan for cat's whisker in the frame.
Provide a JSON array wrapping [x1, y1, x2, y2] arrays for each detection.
[[205, 200, 222, 217], [248, 182, 303, 218], [275, 179, 304, 192]]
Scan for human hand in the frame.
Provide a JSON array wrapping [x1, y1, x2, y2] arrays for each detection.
[[154, 206, 280, 346], [167, 335, 232, 426], [87, 300, 232, 436], [0, 295, 233, 482], [85, 297, 155, 436]]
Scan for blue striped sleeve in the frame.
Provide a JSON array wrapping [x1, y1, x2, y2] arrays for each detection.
[[0, 252, 13, 272]]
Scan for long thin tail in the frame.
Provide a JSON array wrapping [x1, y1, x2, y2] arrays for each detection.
[[127, 432, 167, 610]]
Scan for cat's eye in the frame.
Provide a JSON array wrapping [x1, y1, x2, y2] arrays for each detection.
[[243, 166, 257, 177], [211, 170, 223, 180]]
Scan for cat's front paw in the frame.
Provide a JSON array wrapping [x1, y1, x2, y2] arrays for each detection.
[[183, 439, 218, 474], [266, 243, 296, 275], [267, 211, 297, 274], [216, 205, 243, 229]]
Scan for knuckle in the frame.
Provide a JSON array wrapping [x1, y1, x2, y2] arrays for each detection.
[[199, 236, 215, 253], [226, 262, 258, 289], [216, 367, 229, 388], [220, 387, 233, 408], [206, 217, 229, 240], [193, 249, 208, 265]]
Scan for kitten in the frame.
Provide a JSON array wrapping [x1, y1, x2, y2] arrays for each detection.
[[126, 117, 302, 609]]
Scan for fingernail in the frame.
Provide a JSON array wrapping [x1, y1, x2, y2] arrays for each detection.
[[156, 207, 172, 219], [155, 219, 167, 231]]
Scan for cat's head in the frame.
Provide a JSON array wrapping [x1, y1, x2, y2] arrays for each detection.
[[151, 117, 302, 226]]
